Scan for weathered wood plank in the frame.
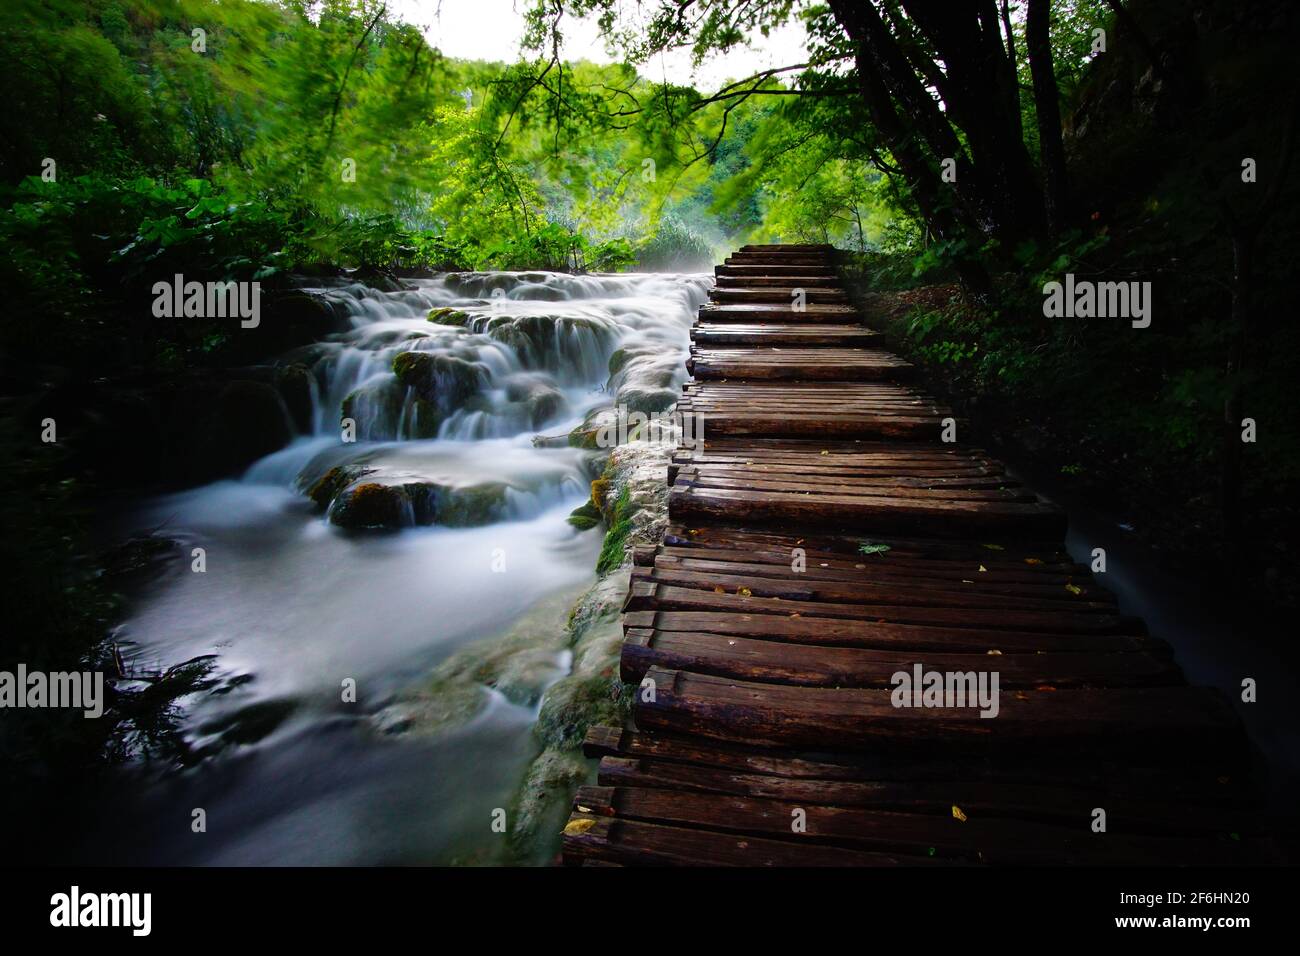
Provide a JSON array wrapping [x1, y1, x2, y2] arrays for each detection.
[[575, 786, 1269, 864], [561, 813, 927, 866], [634, 667, 1241, 755], [621, 630, 1179, 688]]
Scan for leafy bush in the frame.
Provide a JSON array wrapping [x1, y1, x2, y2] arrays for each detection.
[[635, 217, 715, 271]]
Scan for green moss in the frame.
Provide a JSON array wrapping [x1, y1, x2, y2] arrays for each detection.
[[533, 674, 629, 750], [589, 476, 612, 519], [437, 482, 508, 527], [391, 352, 483, 405], [594, 485, 634, 576], [427, 307, 469, 326], [566, 499, 601, 531]]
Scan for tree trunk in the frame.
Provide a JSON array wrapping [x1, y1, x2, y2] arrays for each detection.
[[1026, 0, 1070, 236]]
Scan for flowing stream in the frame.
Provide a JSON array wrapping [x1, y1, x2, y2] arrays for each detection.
[[73, 270, 711, 865]]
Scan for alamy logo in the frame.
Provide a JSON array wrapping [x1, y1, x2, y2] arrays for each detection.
[[0, 665, 104, 718], [1042, 273, 1151, 328], [152, 274, 261, 328], [595, 404, 704, 451], [50, 886, 151, 936], [890, 663, 1000, 718]]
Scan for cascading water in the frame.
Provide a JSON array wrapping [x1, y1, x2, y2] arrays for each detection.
[[74, 269, 711, 866]]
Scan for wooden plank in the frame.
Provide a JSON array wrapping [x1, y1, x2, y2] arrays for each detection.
[[629, 566, 1114, 613], [561, 813, 927, 866], [691, 323, 883, 346], [621, 630, 1180, 688], [716, 264, 841, 278], [698, 303, 861, 322], [592, 757, 1258, 834], [634, 667, 1241, 755], [581, 727, 1250, 800], [622, 609, 1155, 651], [714, 275, 841, 288], [688, 347, 914, 381], [669, 484, 1065, 538], [575, 786, 1269, 864]]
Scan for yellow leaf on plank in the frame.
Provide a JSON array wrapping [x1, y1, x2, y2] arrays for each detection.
[[1065, 583, 1083, 595], [978, 564, 987, 572], [1024, 557, 1043, 565], [564, 818, 596, 836], [738, 587, 753, 597], [952, 805, 968, 822]]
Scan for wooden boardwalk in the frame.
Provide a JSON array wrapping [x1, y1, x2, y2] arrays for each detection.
[[561, 244, 1270, 866]]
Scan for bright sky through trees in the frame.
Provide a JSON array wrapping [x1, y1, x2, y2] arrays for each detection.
[[388, 0, 812, 88]]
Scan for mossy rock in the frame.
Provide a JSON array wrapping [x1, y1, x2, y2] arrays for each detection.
[[305, 464, 375, 510], [427, 307, 469, 326], [534, 674, 630, 750], [327, 482, 417, 529], [589, 476, 613, 520], [567, 425, 599, 449], [566, 500, 602, 531], [595, 485, 636, 576], [437, 482, 509, 527], [615, 385, 680, 416], [340, 379, 406, 435], [391, 351, 484, 404]]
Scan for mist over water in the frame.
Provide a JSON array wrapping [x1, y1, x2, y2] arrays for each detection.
[[73, 269, 710, 865]]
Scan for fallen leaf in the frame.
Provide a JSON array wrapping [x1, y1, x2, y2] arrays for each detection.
[[564, 818, 596, 835], [738, 587, 752, 597], [713, 586, 724, 594], [952, 805, 968, 822], [859, 542, 891, 556], [987, 649, 1002, 656], [978, 564, 987, 572], [1024, 557, 1043, 565], [982, 543, 1004, 551], [1065, 583, 1083, 595], [575, 805, 592, 813]]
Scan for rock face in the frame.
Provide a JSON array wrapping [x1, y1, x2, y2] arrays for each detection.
[[327, 481, 431, 529], [211, 380, 295, 469], [311, 470, 513, 531], [305, 465, 376, 510], [391, 351, 484, 405], [274, 363, 314, 432]]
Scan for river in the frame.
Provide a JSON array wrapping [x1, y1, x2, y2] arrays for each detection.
[[69, 270, 710, 865]]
